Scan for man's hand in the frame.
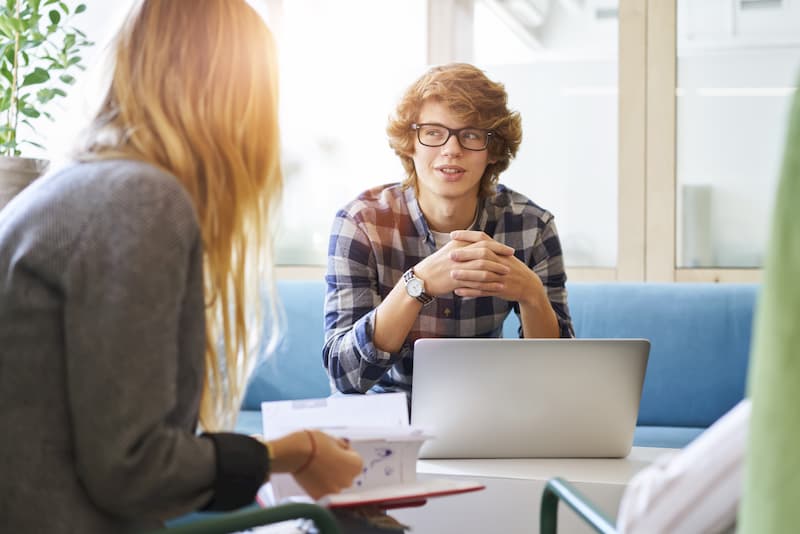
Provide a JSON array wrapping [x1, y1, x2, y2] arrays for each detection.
[[447, 230, 544, 306], [413, 230, 514, 297]]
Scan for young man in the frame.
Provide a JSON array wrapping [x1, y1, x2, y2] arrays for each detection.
[[324, 63, 574, 395]]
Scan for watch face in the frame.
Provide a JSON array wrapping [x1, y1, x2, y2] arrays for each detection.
[[407, 278, 423, 298]]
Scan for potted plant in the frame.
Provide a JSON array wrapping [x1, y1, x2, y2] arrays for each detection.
[[0, 0, 91, 210]]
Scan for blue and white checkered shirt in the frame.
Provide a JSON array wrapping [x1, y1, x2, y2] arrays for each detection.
[[323, 183, 574, 395]]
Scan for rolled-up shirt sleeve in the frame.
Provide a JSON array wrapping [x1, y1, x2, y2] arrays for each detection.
[[323, 210, 409, 393], [527, 215, 574, 338]]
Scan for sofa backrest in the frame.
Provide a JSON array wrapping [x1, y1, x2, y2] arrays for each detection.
[[505, 282, 759, 427], [241, 280, 330, 409], [244, 281, 759, 429]]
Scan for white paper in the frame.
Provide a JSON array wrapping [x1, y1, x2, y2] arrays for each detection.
[[259, 393, 432, 505], [260, 392, 410, 439]]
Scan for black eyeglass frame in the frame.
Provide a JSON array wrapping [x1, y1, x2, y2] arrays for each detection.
[[411, 123, 499, 151]]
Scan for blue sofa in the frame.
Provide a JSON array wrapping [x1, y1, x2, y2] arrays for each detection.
[[237, 280, 759, 449]]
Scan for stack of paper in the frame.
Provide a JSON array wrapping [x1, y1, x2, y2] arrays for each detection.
[[257, 393, 483, 509]]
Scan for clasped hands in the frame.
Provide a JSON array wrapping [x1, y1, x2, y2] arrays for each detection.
[[414, 230, 542, 305]]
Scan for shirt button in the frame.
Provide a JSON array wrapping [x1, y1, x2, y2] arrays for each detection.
[[443, 308, 452, 317]]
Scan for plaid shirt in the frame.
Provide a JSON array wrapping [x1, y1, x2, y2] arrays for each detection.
[[323, 183, 574, 395]]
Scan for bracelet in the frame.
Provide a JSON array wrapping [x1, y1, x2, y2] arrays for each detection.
[[293, 429, 317, 475]]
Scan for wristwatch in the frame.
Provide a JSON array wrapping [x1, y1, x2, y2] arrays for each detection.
[[403, 268, 434, 306]]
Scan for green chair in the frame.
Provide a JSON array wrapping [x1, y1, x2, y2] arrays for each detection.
[[148, 502, 341, 534], [540, 477, 617, 534]]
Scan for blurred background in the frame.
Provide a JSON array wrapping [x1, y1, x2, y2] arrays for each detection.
[[35, 0, 800, 280]]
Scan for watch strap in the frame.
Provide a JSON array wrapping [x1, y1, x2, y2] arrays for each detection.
[[402, 268, 434, 306]]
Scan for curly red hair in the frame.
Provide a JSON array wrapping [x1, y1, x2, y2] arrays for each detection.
[[386, 63, 522, 196]]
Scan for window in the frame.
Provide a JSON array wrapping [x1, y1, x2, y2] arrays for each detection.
[[270, 0, 428, 265], [35, 0, 796, 282], [474, 0, 619, 269], [675, 0, 800, 269]]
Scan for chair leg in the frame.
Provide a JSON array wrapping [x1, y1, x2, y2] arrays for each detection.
[[540, 477, 617, 534]]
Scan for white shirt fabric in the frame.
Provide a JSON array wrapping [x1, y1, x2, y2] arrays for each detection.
[[616, 399, 751, 534], [430, 229, 452, 249]]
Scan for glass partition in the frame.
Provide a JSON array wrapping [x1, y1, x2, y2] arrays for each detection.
[[676, 0, 800, 268]]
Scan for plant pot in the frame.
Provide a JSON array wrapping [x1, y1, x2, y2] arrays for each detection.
[[0, 156, 50, 212]]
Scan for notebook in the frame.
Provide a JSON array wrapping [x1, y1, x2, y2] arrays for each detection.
[[410, 338, 650, 459]]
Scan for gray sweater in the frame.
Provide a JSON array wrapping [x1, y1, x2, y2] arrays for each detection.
[[0, 160, 267, 532]]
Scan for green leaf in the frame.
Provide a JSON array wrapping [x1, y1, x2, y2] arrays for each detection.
[[28, 13, 42, 30], [48, 9, 59, 25], [22, 67, 49, 86], [0, 62, 12, 83], [20, 36, 46, 50], [75, 4, 86, 14], [31, 0, 42, 13], [23, 139, 45, 149], [20, 106, 40, 118], [8, 17, 24, 33], [63, 32, 74, 50], [58, 73, 73, 84], [36, 87, 54, 103], [58, 2, 67, 14], [0, 16, 16, 38]]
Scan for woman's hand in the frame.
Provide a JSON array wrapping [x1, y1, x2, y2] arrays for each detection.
[[267, 430, 363, 500]]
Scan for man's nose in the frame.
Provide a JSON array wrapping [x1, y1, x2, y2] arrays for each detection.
[[440, 133, 463, 156]]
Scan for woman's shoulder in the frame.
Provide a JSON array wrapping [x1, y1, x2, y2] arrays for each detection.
[[2, 159, 199, 253], [64, 159, 191, 205], [50, 159, 197, 226]]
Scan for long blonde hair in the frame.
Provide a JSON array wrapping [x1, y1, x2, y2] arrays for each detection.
[[77, 0, 282, 431]]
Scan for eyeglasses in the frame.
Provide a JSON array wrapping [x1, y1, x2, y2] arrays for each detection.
[[411, 123, 496, 151]]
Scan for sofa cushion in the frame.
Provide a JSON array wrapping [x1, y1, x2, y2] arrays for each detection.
[[633, 425, 705, 449]]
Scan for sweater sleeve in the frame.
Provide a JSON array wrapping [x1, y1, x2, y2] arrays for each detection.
[[60, 172, 265, 519], [200, 433, 270, 511]]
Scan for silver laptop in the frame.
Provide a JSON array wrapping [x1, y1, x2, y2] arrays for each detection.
[[410, 338, 650, 459]]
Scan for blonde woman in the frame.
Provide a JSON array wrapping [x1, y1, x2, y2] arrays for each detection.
[[0, 1, 361, 532]]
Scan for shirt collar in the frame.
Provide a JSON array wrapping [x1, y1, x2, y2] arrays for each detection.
[[402, 186, 503, 243]]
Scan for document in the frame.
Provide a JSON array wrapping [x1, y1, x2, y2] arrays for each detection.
[[258, 393, 483, 509]]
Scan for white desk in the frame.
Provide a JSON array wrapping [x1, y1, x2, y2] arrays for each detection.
[[391, 447, 676, 534]]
